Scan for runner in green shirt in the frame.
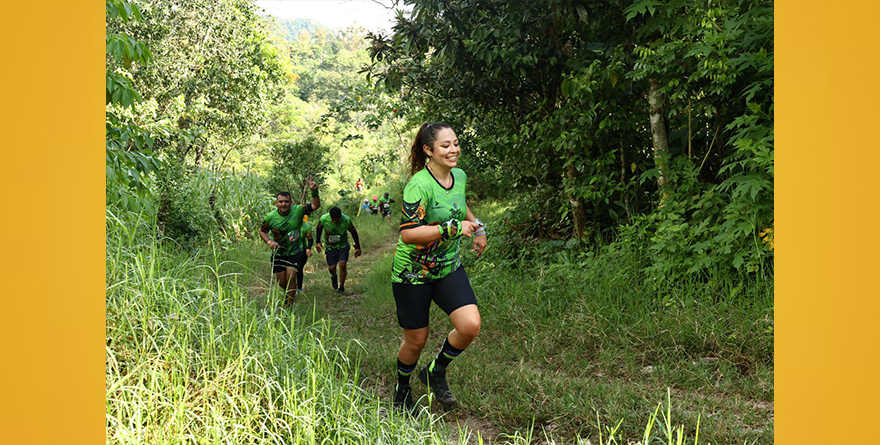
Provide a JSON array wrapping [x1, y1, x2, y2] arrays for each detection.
[[378, 192, 395, 222], [315, 207, 362, 294], [259, 178, 320, 307], [390, 122, 487, 412]]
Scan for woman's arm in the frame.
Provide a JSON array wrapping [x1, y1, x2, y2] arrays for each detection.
[[400, 225, 443, 245], [400, 220, 476, 244]]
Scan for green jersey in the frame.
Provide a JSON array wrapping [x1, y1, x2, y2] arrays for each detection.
[[261, 206, 308, 256], [392, 167, 468, 285], [319, 213, 352, 250], [299, 221, 314, 251], [378, 197, 393, 213]]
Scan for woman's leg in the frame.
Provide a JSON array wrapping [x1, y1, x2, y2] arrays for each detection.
[[420, 268, 480, 406], [398, 327, 429, 365], [391, 280, 432, 411], [446, 304, 481, 350]]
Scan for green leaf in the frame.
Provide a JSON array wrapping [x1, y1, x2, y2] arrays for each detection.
[[561, 78, 571, 97]]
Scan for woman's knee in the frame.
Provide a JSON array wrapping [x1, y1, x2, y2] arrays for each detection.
[[456, 317, 481, 340]]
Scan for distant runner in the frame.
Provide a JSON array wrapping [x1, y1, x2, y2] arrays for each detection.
[[390, 122, 487, 412], [259, 180, 320, 306], [378, 192, 395, 222], [315, 207, 362, 294]]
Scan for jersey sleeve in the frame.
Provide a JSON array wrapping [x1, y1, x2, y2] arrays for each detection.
[[260, 215, 271, 233], [399, 180, 427, 231]]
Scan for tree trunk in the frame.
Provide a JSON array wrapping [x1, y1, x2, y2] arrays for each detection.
[[648, 78, 669, 190], [565, 163, 586, 239], [620, 135, 632, 222]]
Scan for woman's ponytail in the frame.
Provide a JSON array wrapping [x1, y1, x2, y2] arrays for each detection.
[[408, 122, 452, 176]]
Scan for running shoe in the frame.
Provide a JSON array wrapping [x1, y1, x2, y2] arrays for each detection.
[[418, 364, 456, 406], [331, 274, 338, 290], [392, 383, 415, 412], [336, 286, 345, 294]]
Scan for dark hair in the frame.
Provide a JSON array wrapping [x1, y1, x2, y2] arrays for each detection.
[[276, 191, 292, 199], [409, 122, 452, 175], [329, 206, 342, 218]]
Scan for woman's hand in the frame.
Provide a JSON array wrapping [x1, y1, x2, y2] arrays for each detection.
[[472, 235, 487, 258], [460, 220, 477, 238]]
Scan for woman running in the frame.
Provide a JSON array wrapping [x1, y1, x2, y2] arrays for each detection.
[[391, 122, 487, 411]]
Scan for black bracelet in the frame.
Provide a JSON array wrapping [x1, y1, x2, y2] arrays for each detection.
[[311, 189, 319, 198]]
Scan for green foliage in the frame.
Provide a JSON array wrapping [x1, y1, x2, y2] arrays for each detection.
[[109, 0, 287, 167], [622, 156, 771, 281], [259, 20, 413, 199], [369, 0, 773, 281], [106, 0, 163, 211], [266, 137, 332, 200], [154, 166, 272, 244]]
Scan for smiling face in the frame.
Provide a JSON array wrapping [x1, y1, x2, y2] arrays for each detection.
[[275, 194, 292, 215], [423, 128, 460, 170]]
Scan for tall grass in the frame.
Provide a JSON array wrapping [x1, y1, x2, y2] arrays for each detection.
[[106, 207, 453, 444]]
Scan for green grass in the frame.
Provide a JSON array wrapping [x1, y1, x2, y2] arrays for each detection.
[[299, 201, 773, 444], [107, 200, 772, 444]]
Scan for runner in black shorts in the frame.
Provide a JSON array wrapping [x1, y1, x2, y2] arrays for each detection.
[[378, 192, 395, 222], [315, 207, 362, 294], [390, 122, 487, 412], [259, 179, 320, 307]]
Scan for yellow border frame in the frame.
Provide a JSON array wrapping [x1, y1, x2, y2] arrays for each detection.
[[2, 0, 880, 443], [0, 2, 104, 443]]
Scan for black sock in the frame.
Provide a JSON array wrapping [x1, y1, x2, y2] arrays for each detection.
[[397, 359, 416, 387], [432, 337, 464, 371]]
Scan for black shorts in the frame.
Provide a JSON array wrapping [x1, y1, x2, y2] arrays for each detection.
[[392, 266, 478, 329], [325, 246, 350, 266], [272, 254, 300, 274]]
